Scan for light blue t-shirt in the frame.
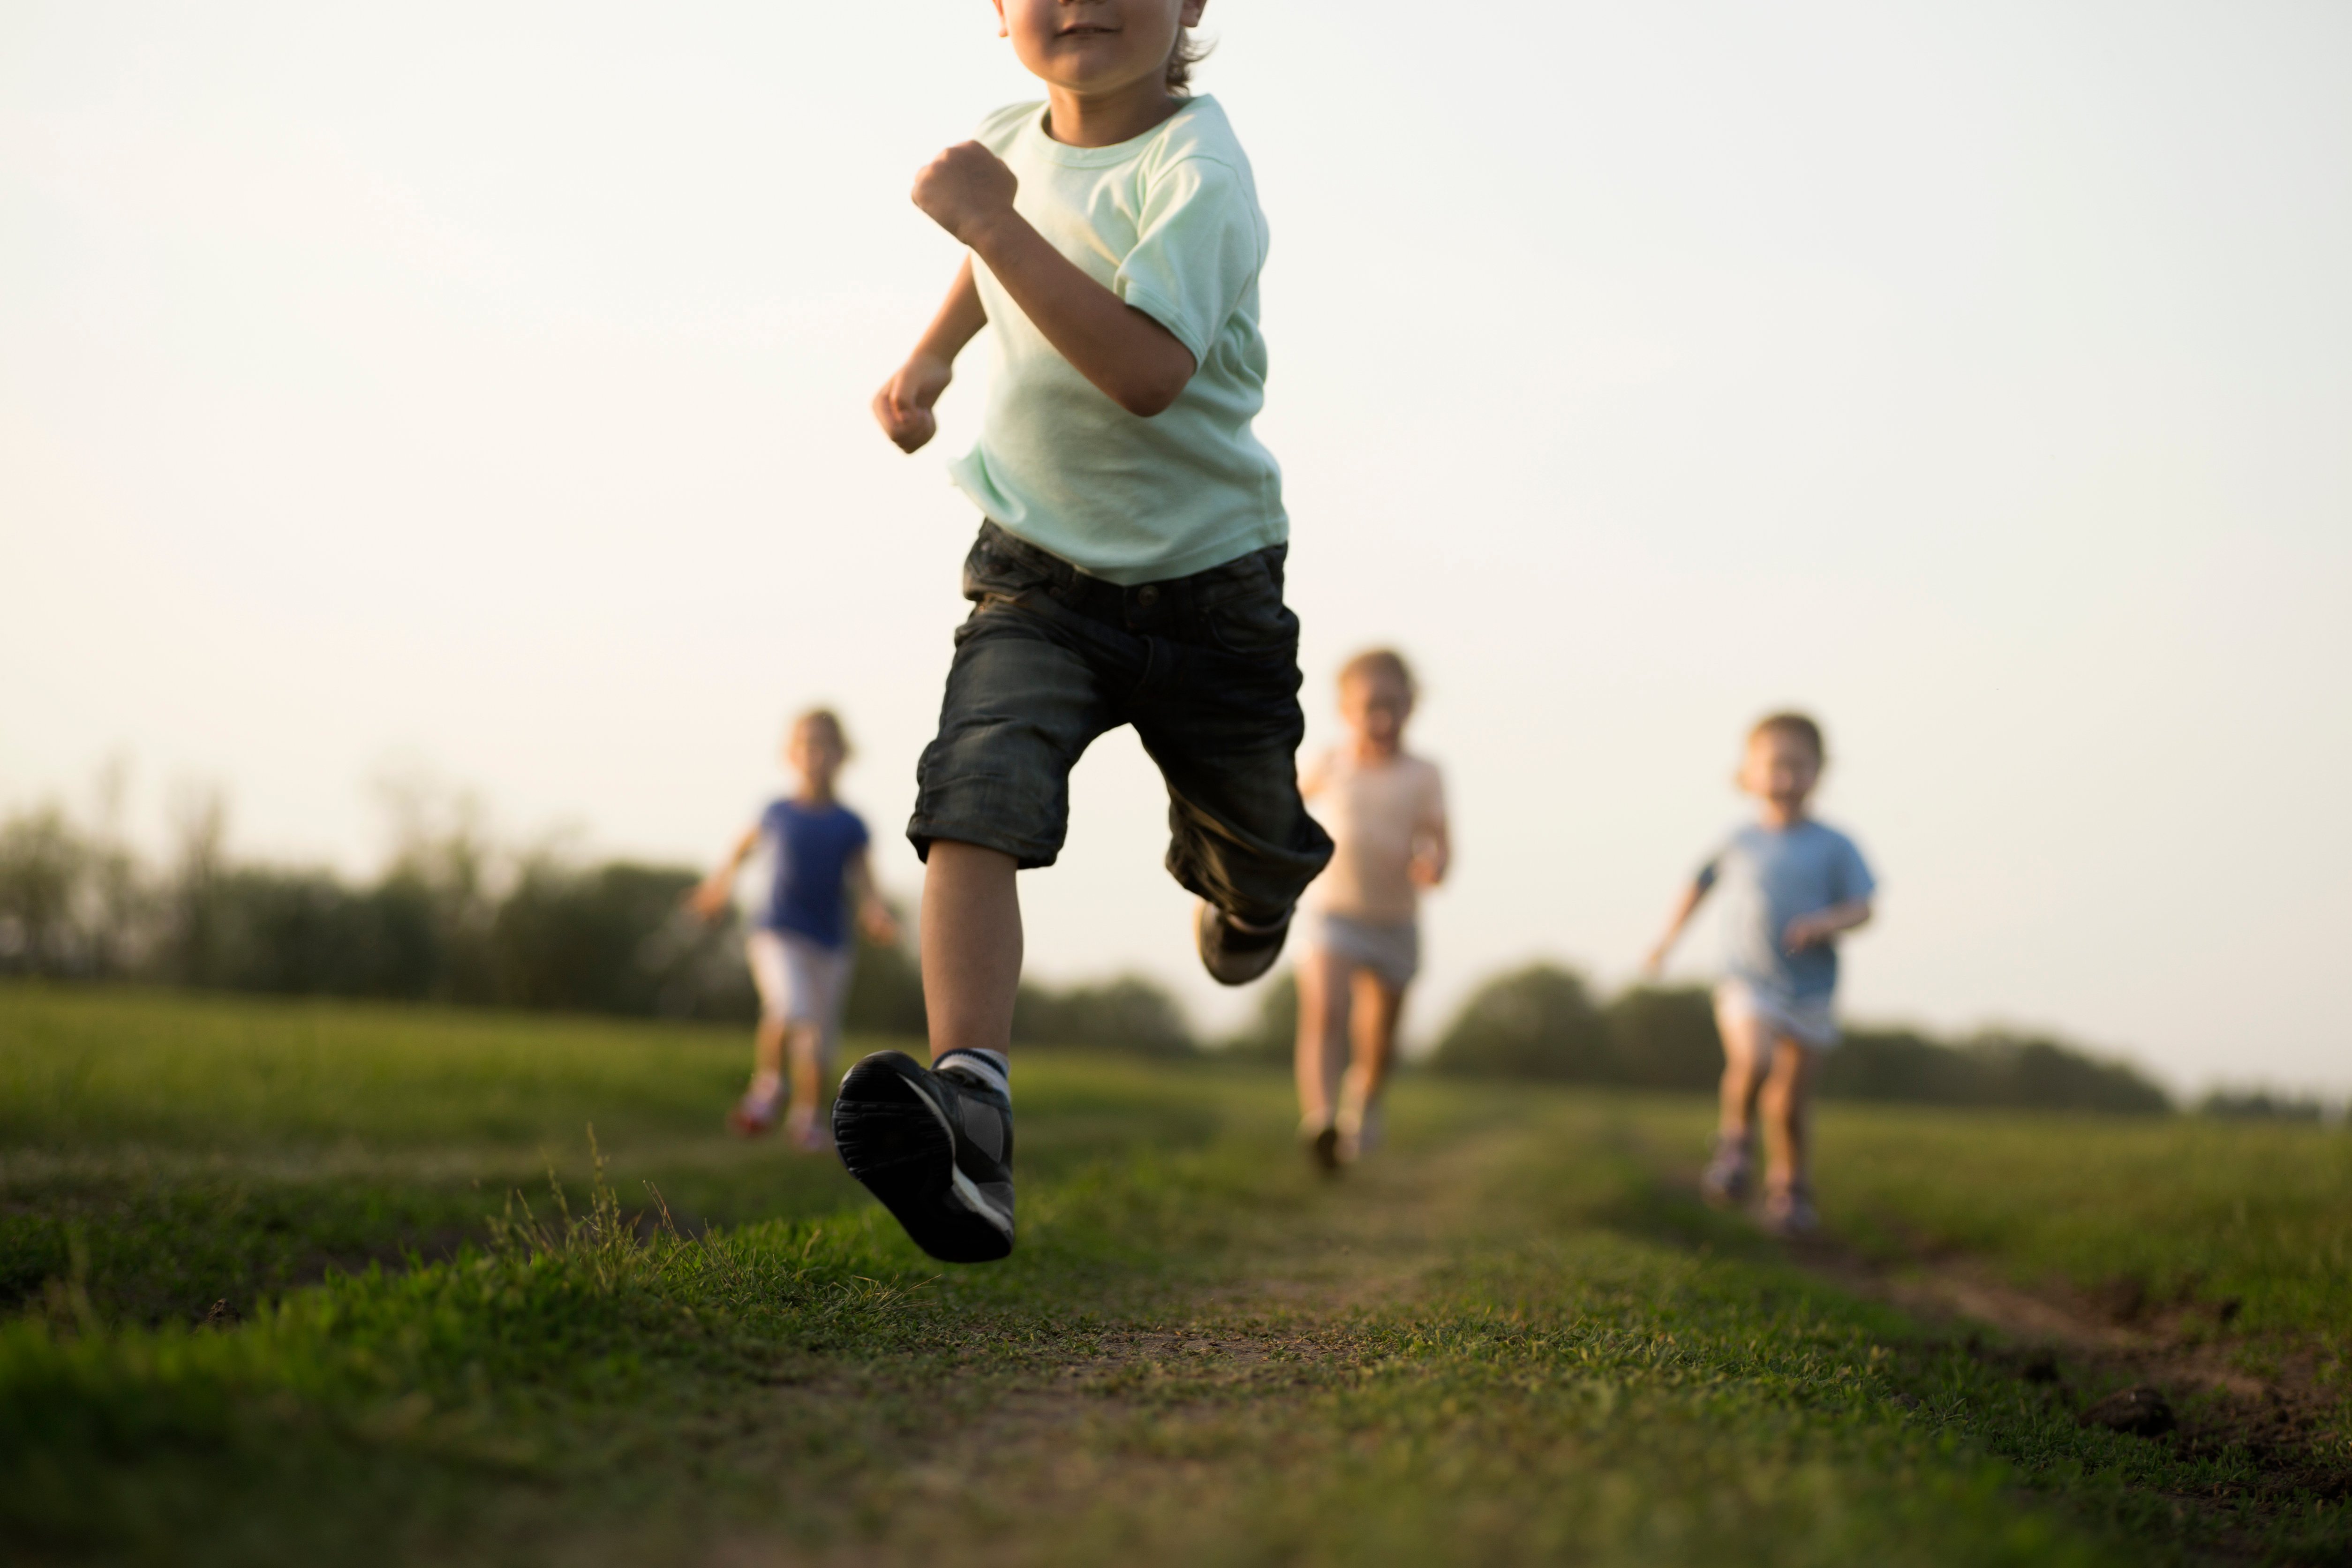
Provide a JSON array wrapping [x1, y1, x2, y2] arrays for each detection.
[[948, 95, 1285, 586], [1698, 821, 1877, 1002]]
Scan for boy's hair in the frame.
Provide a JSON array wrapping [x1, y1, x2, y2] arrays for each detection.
[[1339, 648, 1417, 699], [792, 708, 851, 757], [1749, 710, 1825, 763], [1167, 26, 1210, 94]]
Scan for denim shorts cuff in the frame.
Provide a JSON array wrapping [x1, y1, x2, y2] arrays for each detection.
[[906, 816, 1063, 872]]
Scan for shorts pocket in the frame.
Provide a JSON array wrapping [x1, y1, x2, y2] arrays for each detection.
[[962, 528, 1053, 608], [1206, 590, 1300, 658]]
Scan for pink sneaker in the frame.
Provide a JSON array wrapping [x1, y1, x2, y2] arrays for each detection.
[[728, 1096, 779, 1138]]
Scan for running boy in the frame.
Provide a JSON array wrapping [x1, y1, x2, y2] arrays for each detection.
[[1294, 650, 1449, 1172], [836, 0, 1331, 1262], [1644, 713, 1876, 1236], [692, 710, 899, 1151]]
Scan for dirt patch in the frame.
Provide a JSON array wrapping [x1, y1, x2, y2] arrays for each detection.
[[1773, 1219, 2352, 1553]]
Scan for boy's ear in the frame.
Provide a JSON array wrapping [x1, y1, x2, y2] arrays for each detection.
[[991, 0, 1008, 39]]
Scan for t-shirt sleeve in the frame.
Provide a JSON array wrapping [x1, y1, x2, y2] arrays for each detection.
[[1832, 834, 1877, 904], [1114, 157, 1262, 365], [845, 811, 871, 853]]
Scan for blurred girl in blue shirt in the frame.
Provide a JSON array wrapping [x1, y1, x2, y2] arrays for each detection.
[[693, 710, 899, 1149]]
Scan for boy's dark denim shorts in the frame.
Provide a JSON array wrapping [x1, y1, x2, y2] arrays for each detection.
[[909, 521, 1334, 927]]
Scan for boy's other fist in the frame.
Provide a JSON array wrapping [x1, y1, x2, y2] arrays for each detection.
[[912, 141, 1019, 244], [1781, 913, 1833, 953], [873, 354, 952, 453]]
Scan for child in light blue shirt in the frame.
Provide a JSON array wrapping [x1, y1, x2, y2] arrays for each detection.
[[838, 0, 1332, 1266], [1647, 713, 1877, 1235]]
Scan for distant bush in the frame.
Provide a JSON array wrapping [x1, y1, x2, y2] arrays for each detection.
[[2197, 1088, 2330, 1122], [0, 792, 926, 1031], [1429, 963, 1613, 1081], [1217, 969, 1297, 1065], [1014, 973, 1196, 1056], [1603, 985, 1724, 1092], [1828, 1028, 2171, 1115], [1430, 969, 2172, 1115]]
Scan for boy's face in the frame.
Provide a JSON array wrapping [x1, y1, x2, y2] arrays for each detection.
[[1340, 671, 1413, 753], [786, 724, 844, 791], [992, 0, 1206, 98], [1738, 730, 1820, 815]]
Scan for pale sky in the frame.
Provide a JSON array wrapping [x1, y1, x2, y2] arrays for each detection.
[[5, 3, 2348, 1094]]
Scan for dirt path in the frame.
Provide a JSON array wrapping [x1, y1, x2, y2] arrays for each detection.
[[1772, 1206, 2352, 1530], [696, 1124, 1538, 1568]]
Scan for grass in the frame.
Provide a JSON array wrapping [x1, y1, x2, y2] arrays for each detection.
[[4, 981, 2350, 1566]]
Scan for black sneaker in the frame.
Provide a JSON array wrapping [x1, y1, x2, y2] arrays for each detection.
[[832, 1050, 1015, 1264], [1195, 902, 1290, 986]]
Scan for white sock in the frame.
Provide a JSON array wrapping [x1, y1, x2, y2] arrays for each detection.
[[747, 1069, 783, 1108], [935, 1048, 1010, 1099]]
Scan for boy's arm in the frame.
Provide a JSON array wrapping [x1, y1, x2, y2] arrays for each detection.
[[845, 847, 902, 946], [874, 258, 988, 453], [687, 825, 762, 921], [1783, 899, 1872, 953], [912, 143, 1197, 418], [1642, 878, 1712, 977]]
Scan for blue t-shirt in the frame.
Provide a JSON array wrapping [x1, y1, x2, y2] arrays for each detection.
[[757, 799, 870, 949], [1697, 820, 1877, 1002]]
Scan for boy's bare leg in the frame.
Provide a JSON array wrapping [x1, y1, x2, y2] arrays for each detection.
[[1336, 969, 1405, 1138], [1756, 1037, 1817, 1191], [1294, 948, 1349, 1129], [1711, 1001, 1768, 1143], [921, 840, 1022, 1062]]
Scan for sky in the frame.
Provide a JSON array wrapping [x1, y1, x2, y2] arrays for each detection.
[[4, 2, 2349, 1094]]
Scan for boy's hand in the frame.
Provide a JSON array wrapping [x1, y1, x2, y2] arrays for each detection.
[[873, 353, 952, 453], [912, 141, 1019, 245], [1781, 913, 1836, 953]]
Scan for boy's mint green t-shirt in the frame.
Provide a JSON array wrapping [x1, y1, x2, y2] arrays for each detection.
[[948, 95, 1285, 586]]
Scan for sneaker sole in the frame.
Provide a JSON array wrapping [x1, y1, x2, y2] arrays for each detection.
[[833, 1053, 1013, 1264], [1197, 903, 1288, 987]]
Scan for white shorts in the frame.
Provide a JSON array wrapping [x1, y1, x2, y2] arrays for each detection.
[[1298, 909, 1420, 992], [1715, 978, 1839, 1050], [746, 929, 856, 1051]]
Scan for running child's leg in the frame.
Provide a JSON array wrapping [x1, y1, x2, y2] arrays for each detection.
[[733, 933, 792, 1135], [1756, 1036, 1817, 1194], [921, 841, 1022, 1062], [1294, 944, 1350, 1167], [1705, 990, 1770, 1201], [1335, 969, 1405, 1158]]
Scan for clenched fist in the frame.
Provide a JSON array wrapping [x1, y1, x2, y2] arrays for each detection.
[[912, 141, 1019, 244], [873, 353, 952, 454]]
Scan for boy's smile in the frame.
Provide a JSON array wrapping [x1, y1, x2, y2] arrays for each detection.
[[994, 0, 1206, 131]]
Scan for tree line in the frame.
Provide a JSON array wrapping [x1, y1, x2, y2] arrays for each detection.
[[0, 794, 2295, 1117]]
